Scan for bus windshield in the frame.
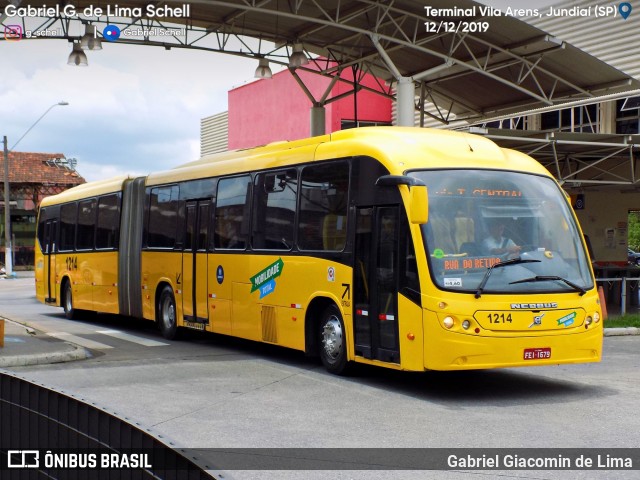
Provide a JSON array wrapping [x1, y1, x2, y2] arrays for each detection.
[[409, 169, 594, 295]]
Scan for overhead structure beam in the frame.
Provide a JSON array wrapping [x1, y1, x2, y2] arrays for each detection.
[[3, 0, 638, 126], [471, 128, 640, 187]]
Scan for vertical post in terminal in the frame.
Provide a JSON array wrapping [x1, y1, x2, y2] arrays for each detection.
[[369, 33, 415, 127], [310, 106, 326, 136], [396, 77, 415, 127]]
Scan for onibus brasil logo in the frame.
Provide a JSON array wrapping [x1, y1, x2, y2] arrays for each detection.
[[250, 258, 284, 299]]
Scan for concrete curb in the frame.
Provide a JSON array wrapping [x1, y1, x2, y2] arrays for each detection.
[[0, 343, 91, 368], [604, 327, 640, 337]]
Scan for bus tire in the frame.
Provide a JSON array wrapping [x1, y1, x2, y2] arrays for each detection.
[[62, 280, 78, 320], [158, 286, 178, 340], [319, 305, 349, 375]]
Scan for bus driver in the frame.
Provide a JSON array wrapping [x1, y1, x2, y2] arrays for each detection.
[[482, 220, 521, 257]]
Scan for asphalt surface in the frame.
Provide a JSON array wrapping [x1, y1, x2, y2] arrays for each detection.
[[0, 271, 636, 367]]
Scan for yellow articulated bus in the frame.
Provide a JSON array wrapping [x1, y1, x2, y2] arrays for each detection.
[[35, 127, 602, 374]]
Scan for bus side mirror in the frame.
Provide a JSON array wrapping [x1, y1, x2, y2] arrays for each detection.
[[375, 175, 428, 224], [409, 186, 428, 224]]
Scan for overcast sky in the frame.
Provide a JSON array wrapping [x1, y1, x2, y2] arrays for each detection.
[[1, 0, 564, 182]]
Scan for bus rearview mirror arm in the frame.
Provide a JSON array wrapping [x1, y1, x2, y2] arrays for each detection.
[[376, 175, 428, 224]]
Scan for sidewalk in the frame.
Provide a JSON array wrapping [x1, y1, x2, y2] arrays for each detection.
[[0, 269, 90, 367], [0, 317, 90, 367]]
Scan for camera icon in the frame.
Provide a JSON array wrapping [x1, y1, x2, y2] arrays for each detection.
[[4, 25, 22, 41]]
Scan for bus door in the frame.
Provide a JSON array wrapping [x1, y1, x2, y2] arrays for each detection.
[[182, 200, 210, 325], [43, 219, 58, 303], [353, 206, 401, 364]]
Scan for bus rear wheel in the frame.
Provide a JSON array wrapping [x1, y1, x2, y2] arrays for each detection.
[[158, 286, 178, 340], [63, 281, 78, 320], [319, 305, 349, 375]]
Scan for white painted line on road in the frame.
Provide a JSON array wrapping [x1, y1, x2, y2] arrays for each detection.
[[46, 332, 114, 350], [96, 329, 170, 347]]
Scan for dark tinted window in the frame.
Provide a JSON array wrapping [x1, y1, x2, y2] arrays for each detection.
[[76, 199, 97, 250], [96, 194, 120, 250], [59, 203, 77, 251], [198, 203, 209, 251], [36, 209, 46, 251], [214, 176, 251, 249], [298, 162, 349, 251], [252, 170, 297, 250], [148, 185, 179, 248]]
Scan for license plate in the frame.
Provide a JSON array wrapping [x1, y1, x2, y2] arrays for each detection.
[[523, 347, 551, 360]]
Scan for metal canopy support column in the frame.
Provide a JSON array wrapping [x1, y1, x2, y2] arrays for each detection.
[[396, 77, 415, 127], [310, 106, 326, 137], [289, 66, 357, 136], [370, 33, 416, 127]]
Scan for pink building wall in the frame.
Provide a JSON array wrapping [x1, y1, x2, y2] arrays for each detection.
[[228, 66, 392, 149]]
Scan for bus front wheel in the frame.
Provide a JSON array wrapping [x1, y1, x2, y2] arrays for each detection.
[[158, 286, 178, 340], [63, 281, 78, 320], [319, 305, 349, 375]]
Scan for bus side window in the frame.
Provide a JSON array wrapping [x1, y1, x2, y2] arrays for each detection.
[[96, 194, 120, 250], [298, 161, 349, 252], [215, 175, 251, 250], [252, 170, 297, 250], [148, 185, 179, 248], [322, 214, 346, 251], [59, 202, 77, 252]]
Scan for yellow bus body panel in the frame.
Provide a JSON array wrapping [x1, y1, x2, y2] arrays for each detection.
[[421, 289, 602, 370], [34, 127, 602, 373]]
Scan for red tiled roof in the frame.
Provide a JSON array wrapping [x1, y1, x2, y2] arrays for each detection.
[[0, 152, 86, 185]]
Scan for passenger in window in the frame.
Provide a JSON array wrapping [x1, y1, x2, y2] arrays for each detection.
[[482, 221, 521, 257], [217, 212, 240, 249]]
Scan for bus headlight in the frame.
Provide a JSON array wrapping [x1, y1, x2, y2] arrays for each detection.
[[462, 320, 471, 330], [593, 312, 601, 324], [585, 316, 593, 326], [443, 316, 455, 329]]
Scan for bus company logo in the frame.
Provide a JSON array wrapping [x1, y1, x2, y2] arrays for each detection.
[[250, 258, 284, 299], [216, 265, 224, 284], [529, 312, 545, 328], [511, 302, 558, 309], [4, 25, 22, 41], [8, 450, 39, 468]]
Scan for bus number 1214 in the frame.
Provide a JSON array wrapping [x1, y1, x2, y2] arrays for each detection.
[[66, 256, 78, 271]]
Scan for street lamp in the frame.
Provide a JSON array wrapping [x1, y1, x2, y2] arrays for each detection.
[[3, 101, 69, 278]]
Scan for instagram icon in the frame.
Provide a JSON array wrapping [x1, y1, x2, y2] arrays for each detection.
[[4, 25, 22, 41]]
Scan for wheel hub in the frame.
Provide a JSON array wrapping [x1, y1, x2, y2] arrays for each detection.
[[322, 316, 343, 360]]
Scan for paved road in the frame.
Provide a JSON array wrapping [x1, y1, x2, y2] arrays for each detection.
[[2, 276, 639, 479]]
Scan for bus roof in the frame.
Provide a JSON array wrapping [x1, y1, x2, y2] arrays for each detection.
[[39, 175, 132, 207], [146, 127, 551, 187], [42, 128, 553, 202]]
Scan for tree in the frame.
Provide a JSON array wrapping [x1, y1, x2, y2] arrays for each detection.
[[628, 211, 640, 251]]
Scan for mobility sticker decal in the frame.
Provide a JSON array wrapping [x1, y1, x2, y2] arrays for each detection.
[[556, 311, 576, 328], [250, 258, 284, 299]]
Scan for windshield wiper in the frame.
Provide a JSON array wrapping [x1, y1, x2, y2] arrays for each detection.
[[475, 258, 541, 299], [509, 275, 587, 296]]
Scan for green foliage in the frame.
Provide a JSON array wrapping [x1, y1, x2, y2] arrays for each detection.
[[605, 314, 640, 328], [629, 211, 640, 251]]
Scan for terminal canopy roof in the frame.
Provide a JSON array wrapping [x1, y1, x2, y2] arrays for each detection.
[[3, 0, 639, 123], [472, 127, 640, 188]]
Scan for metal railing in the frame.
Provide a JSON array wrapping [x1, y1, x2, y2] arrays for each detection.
[[596, 277, 640, 316]]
